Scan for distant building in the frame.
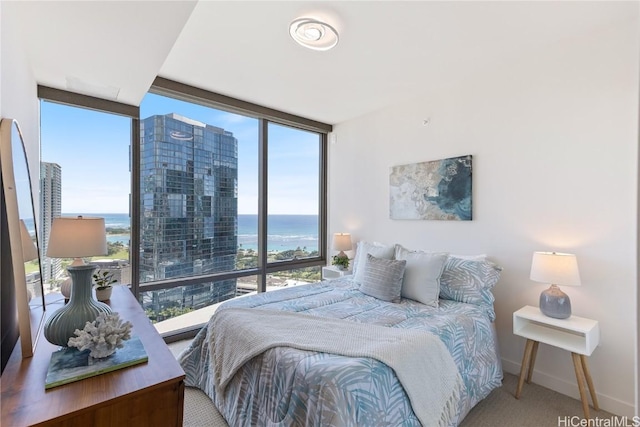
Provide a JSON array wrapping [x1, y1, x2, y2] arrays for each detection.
[[40, 162, 61, 282], [139, 114, 238, 314]]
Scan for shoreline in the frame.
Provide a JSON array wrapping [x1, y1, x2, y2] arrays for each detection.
[[106, 232, 319, 254]]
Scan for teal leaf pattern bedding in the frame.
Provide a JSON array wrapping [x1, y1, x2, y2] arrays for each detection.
[[179, 278, 503, 426]]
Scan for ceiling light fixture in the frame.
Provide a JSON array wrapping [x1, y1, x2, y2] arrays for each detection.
[[289, 17, 339, 51]]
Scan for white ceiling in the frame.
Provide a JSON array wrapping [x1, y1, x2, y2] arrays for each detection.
[[7, 1, 634, 125]]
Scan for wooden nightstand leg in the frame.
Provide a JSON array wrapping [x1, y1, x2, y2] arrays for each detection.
[[516, 339, 535, 399], [580, 354, 599, 411], [526, 341, 539, 383], [571, 352, 590, 419]]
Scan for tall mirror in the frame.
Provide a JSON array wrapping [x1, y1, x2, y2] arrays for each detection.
[[0, 118, 45, 358]]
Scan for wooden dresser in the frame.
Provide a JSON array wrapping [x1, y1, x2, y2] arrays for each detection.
[[1, 286, 185, 426]]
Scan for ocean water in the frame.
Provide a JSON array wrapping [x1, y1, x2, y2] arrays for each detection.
[[64, 213, 319, 252], [239, 214, 319, 252]]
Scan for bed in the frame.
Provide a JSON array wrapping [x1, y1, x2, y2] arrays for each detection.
[[179, 245, 503, 427]]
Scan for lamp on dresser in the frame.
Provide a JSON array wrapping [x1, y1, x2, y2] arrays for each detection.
[[43, 216, 112, 347], [530, 251, 581, 319]]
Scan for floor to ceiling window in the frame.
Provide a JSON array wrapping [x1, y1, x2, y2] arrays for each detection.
[[267, 123, 320, 260], [137, 92, 259, 322], [39, 99, 132, 296], [39, 80, 330, 339], [265, 122, 322, 289]]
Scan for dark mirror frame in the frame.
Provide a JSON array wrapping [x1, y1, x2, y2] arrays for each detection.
[[0, 118, 46, 358]]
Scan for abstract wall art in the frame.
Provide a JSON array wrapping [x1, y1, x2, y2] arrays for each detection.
[[389, 155, 472, 221]]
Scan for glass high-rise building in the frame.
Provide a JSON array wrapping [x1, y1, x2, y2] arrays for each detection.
[[140, 114, 238, 313], [40, 162, 62, 283]]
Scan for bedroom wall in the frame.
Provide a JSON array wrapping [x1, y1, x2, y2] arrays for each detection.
[[0, 1, 41, 367], [328, 16, 639, 417], [1, 1, 41, 191]]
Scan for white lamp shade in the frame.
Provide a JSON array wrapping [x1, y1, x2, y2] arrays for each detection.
[[530, 251, 581, 287], [332, 233, 352, 252], [19, 219, 38, 262], [46, 216, 107, 258]]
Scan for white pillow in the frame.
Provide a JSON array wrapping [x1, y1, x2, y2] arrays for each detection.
[[352, 241, 395, 284], [395, 245, 449, 307]]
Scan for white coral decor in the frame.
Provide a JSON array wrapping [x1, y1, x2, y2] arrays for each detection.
[[68, 312, 133, 358]]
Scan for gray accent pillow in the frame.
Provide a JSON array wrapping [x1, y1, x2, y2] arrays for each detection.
[[439, 257, 502, 321], [352, 241, 395, 284], [359, 254, 407, 302], [394, 245, 449, 307]]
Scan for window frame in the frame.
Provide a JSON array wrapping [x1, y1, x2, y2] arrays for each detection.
[[37, 80, 331, 340]]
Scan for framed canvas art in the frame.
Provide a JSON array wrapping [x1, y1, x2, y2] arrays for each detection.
[[389, 155, 472, 220]]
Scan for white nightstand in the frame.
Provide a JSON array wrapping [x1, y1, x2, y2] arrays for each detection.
[[322, 265, 351, 280], [513, 305, 600, 418]]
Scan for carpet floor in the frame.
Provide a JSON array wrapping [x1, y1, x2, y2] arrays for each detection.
[[170, 341, 615, 427]]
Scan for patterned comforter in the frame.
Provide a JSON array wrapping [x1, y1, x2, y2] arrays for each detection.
[[179, 278, 503, 426]]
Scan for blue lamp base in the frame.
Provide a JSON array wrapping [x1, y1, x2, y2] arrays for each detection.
[[44, 264, 112, 347], [539, 284, 572, 319]]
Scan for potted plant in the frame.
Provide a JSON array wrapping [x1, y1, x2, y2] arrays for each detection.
[[93, 271, 116, 302], [332, 255, 350, 271]]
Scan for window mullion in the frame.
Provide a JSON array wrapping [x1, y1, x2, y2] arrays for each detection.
[[319, 133, 328, 260], [257, 119, 268, 293], [130, 118, 141, 298]]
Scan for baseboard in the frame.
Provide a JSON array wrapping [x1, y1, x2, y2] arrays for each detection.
[[501, 357, 636, 418]]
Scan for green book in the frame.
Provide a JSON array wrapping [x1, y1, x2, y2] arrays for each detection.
[[45, 335, 148, 389]]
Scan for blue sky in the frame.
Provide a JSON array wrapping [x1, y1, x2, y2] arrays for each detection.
[[40, 94, 319, 215]]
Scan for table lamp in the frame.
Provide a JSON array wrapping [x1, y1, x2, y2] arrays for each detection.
[[43, 216, 113, 347], [530, 251, 581, 319], [333, 233, 352, 258], [332, 232, 352, 270]]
